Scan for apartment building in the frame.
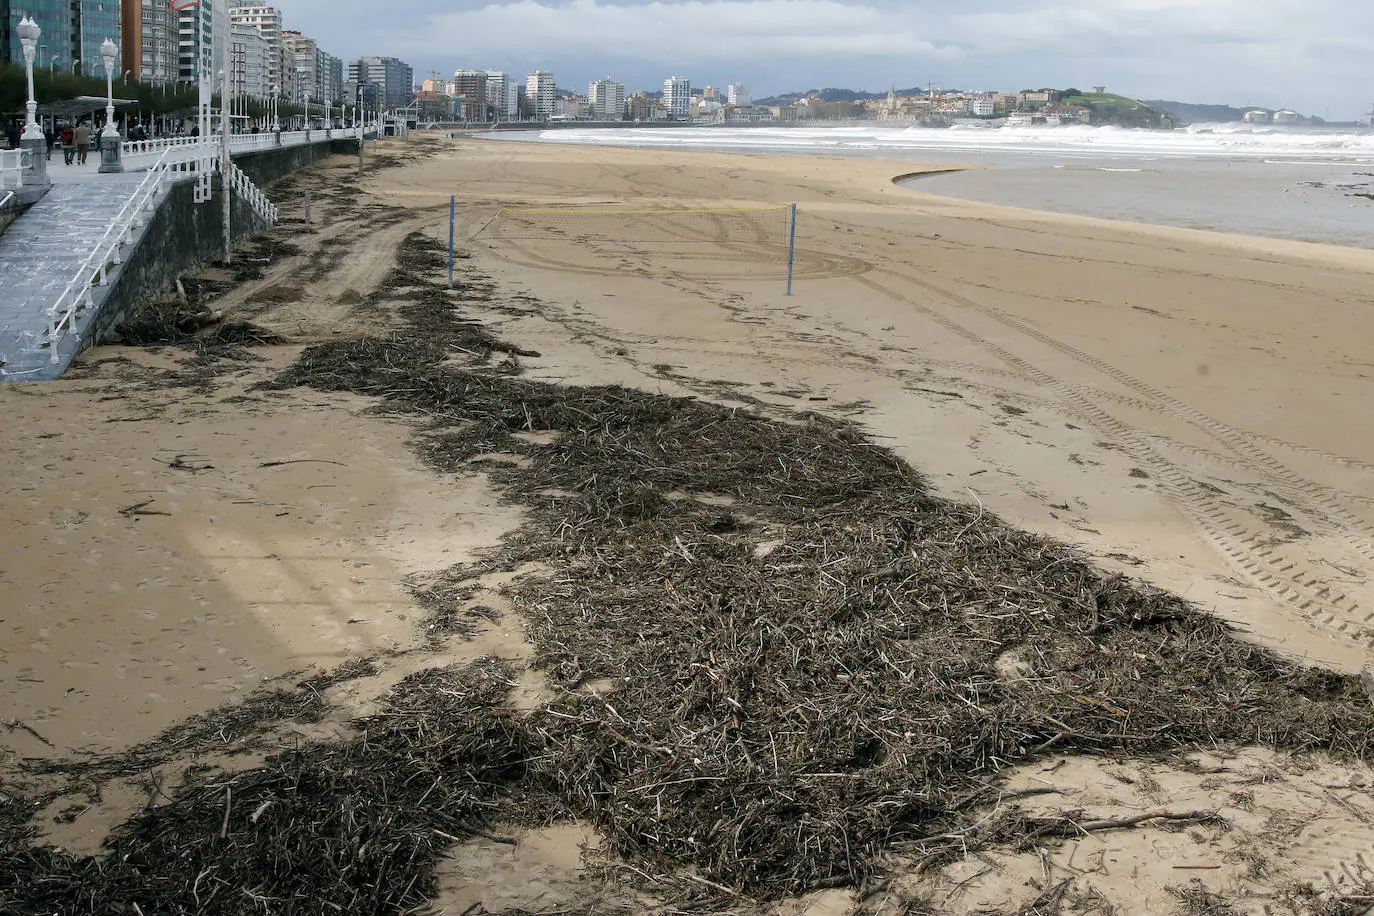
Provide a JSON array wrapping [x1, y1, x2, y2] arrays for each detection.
[[175, 0, 226, 84], [280, 29, 316, 101], [228, 20, 269, 100], [588, 78, 625, 121], [485, 71, 518, 121], [452, 68, 488, 121], [526, 69, 556, 120], [228, 4, 282, 94], [349, 56, 414, 109], [664, 75, 691, 120]]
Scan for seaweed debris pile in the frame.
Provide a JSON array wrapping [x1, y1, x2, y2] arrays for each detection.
[[281, 336, 1374, 900], [3, 230, 1372, 914], [2, 660, 523, 914], [272, 234, 1374, 899]]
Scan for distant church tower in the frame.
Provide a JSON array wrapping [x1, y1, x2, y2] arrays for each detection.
[[886, 85, 899, 115]]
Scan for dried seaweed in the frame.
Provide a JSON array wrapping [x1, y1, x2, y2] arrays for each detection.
[[266, 332, 1374, 897], [1, 659, 523, 915], [7, 217, 1374, 915]]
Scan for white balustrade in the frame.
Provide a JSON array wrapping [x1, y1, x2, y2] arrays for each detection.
[[1, 148, 30, 190], [39, 124, 368, 358], [227, 161, 278, 225], [45, 148, 177, 359], [117, 125, 367, 173]]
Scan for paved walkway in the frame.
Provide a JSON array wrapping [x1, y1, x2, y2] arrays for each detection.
[[1, 131, 366, 380], [0, 173, 146, 380]]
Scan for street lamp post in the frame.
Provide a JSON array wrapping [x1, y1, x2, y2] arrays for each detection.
[[98, 39, 123, 173], [16, 17, 49, 187], [219, 70, 232, 265]]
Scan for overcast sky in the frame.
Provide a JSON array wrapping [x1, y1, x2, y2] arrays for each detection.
[[274, 0, 1372, 120]]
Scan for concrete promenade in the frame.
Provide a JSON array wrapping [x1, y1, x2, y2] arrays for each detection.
[[0, 161, 146, 379], [0, 128, 370, 380]]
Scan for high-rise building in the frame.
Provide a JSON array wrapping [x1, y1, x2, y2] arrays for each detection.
[[664, 75, 691, 120], [526, 69, 555, 120], [75, 1, 121, 76], [588, 78, 625, 121], [484, 70, 517, 121], [452, 68, 487, 121], [349, 56, 413, 110], [280, 30, 316, 101], [211, 0, 228, 75], [5, 4, 70, 71], [228, 4, 282, 94], [316, 49, 342, 103], [122, 0, 177, 85], [727, 83, 749, 106], [228, 20, 268, 99], [176, 0, 223, 84], [3, 1, 122, 75]]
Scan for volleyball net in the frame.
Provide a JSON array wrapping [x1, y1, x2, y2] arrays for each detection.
[[473, 204, 800, 293]]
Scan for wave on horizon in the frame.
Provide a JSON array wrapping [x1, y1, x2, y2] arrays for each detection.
[[512, 123, 1374, 163]]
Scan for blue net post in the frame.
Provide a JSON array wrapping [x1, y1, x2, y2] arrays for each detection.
[[448, 195, 456, 289], [786, 203, 797, 296]]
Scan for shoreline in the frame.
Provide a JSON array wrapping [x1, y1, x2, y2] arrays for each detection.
[[485, 130, 1374, 252], [2, 135, 1373, 913]]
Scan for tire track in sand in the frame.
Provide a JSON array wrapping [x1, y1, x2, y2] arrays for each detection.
[[851, 273, 1373, 646], [876, 266, 1374, 567]]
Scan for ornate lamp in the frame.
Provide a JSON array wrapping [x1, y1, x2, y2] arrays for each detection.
[[98, 38, 124, 172], [17, 17, 43, 141]]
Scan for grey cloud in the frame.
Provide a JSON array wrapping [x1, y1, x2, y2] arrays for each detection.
[[273, 0, 1373, 119]]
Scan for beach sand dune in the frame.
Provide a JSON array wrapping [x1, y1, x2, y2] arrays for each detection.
[[2, 134, 1372, 914]]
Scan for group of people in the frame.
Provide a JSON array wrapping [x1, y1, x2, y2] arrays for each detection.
[[4, 117, 156, 166], [55, 122, 95, 165], [4, 119, 94, 165]]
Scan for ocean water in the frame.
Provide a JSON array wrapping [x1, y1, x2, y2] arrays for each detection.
[[494, 125, 1374, 249]]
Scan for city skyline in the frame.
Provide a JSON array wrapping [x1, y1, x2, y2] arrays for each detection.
[[258, 0, 1372, 122]]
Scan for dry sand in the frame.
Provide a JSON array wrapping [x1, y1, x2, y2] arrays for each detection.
[[2, 133, 1373, 913]]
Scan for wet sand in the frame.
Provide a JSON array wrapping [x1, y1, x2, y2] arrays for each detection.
[[2, 134, 1373, 913]]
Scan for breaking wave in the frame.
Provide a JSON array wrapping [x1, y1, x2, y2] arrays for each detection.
[[509, 124, 1374, 163]]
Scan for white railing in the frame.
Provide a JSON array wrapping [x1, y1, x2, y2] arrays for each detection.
[[121, 135, 202, 160], [119, 126, 368, 171], [45, 147, 180, 360], [40, 124, 360, 358], [227, 132, 278, 154], [42, 144, 279, 360], [0, 190, 17, 232], [1, 148, 29, 190], [227, 160, 278, 225]]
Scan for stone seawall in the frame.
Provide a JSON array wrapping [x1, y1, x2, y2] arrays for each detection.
[[87, 137, 358, 346]]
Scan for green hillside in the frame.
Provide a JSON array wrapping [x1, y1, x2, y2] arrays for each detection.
[[1057, 90, 1174, 127]]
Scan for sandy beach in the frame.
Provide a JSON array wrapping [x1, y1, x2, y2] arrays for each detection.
[[2, 134, 1373, 914]]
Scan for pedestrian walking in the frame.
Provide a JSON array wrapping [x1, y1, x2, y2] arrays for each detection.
[[44, 124, 54, 160], [74, 121, 92, 165], [59, 124, 76, 165], [4, 121, 19, 150]]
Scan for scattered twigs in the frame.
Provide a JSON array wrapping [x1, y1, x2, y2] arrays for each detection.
[[119, 500, 171, 518], [1028, 809, 1216, 838], [219, 786, 231, 839], [4, 719, 54, 748], [6, 227, 1374, 913], [258, 459, 347, 468]]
